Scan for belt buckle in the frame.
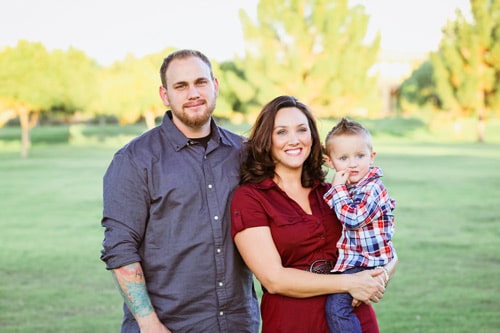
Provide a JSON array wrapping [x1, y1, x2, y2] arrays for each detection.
[[308, 259, 333, 274]]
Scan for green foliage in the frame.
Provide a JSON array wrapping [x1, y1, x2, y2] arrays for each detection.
[[430, 0, 500, 141], [236, 0, 381, 119], [214, 60, 256, 121], [0, 40, 99, 113], [398, 60, 441, 113], [89, 49, 175, 125]]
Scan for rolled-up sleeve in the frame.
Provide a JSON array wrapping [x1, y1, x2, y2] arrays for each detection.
[[100, 151, 150, 270], [231, 186, 271, 238]]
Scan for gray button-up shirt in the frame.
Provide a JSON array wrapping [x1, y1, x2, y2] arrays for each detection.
[[101, 111, 259, 333]]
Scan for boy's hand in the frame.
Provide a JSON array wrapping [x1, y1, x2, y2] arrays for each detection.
[[332, 169, 350, 186]]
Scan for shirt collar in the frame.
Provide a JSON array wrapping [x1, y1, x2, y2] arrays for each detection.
[[350, 166, 383, 189], [160, 110, 230, 151]]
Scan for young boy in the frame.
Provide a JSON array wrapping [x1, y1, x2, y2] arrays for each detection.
[[323, 118, 396, 333]]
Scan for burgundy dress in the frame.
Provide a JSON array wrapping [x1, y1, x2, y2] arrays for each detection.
[[231, 179, 379, 333]]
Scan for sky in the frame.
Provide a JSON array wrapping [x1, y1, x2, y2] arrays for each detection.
[[0, 0, 471, 66]]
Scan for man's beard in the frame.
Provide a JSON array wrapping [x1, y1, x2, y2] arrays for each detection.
[[174, 99, 216, 128]]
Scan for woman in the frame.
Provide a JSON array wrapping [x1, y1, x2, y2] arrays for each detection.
[[231, 96, 397, 332]]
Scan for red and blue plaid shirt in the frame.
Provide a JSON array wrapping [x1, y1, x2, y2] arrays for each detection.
[[323, 166, 396, 272]]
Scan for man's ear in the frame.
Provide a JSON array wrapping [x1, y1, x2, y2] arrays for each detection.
[[159, 86, 170, 107]]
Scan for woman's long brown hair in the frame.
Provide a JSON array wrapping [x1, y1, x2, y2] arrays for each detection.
[[240, 95, 325, 187]]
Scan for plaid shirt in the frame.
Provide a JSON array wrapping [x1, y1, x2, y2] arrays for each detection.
[[323, 166, 395, 271]]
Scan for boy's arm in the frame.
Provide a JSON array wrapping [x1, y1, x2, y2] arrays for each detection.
[[329, 181, 386, 229]]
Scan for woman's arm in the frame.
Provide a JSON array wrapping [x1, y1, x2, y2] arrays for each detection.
[[380, 250, 398, 286], [234, 226, 385, 303]]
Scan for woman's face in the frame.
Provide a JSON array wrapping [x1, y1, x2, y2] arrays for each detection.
[[271, 107, 312, 173]]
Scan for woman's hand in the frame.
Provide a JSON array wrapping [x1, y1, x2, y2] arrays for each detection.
[[348, 269, 385, 306]]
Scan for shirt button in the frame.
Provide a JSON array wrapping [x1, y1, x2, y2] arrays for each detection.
[[216, 248, 221, 253], [214, 216, 219, 220], [218, 282, 224, 287], [219, 311, 224, 316], [208, 184, 213, 189]]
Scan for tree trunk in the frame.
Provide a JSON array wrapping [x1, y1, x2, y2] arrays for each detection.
[[18, 107, 39, 158], [18, 107, 31, 158], [477, 113, 485, 143], [144, 109, 156, 130]]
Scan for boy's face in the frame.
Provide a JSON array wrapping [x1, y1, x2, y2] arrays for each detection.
[[325, 134, 376, 184]]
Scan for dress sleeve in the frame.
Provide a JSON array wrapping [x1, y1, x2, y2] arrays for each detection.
[[230, 185, 269, 238]]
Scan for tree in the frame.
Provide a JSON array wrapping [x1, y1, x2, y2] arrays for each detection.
[[214, 60, 256, 123], [431, 0, 500, 142], [0, 41, 49, 156], [236, 0, 381, 119], [0, 41, 98, 156], [90, 53, 163, 129], [398, 60, 441, 114]]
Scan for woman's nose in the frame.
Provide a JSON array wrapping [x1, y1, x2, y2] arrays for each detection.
[[288, 133, 300, 144]]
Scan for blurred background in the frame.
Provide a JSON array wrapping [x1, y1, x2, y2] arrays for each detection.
[[2, 0, 498, 157]]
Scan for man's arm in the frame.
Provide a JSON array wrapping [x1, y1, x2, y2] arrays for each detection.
[[112, 263, 170, 333]]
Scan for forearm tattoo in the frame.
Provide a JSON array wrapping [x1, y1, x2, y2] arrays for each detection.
[[112, 263, 154, 318]]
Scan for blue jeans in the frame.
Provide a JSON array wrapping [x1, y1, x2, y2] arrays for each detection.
[[325, 266, 367, 333]]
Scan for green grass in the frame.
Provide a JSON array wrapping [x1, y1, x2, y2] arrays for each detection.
[[1, 118, 500, 332]]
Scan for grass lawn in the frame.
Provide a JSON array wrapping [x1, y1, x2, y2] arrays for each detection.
[[1, 118, 499, 332]]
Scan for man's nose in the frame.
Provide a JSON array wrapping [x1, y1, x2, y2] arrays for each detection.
[[187, 85, 200, 98]]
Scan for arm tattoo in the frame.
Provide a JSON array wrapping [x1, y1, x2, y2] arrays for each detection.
[[112, 263, 154, 318]]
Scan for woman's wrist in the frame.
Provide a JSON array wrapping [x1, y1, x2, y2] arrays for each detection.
[[378, 266, 390, 286]]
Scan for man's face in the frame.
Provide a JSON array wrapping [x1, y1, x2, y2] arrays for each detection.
[[159, 56, 219, 131]]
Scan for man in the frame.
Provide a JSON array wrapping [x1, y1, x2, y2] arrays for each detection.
[[100, 49, 260, 333]]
